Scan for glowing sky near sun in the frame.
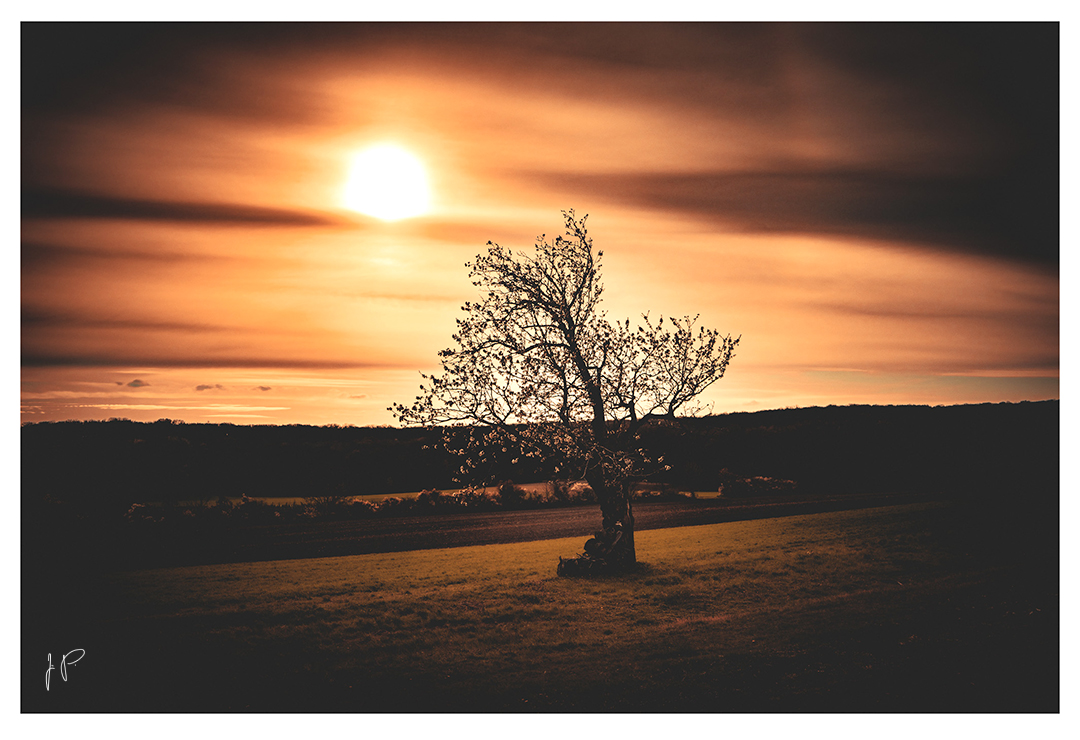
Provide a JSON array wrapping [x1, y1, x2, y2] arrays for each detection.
[[20, 23, 1059, 426], [343, 144, 431, 220]]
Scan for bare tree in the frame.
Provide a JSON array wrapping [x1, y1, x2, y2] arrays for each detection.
[[391, 210, 739, 574]]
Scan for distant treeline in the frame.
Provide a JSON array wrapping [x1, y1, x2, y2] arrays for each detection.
[[22, 401, 1058, 513]]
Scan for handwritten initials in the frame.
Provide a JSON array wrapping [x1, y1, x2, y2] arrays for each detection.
[[46, 649, 85, 691]]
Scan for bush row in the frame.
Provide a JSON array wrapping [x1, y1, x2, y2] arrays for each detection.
[[716, 469, 798, 498], [120, 481, 591, 527], [120, 479, 706, 528]]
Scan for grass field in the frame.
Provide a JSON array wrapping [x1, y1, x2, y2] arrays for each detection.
[[26, 501, 1057, 712]]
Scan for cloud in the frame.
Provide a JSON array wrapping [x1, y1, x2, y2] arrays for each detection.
[[126, 379, 149, 387], [86, 404, 290, 412], [22, 352, 393, 370], [195, 384, 225, 391], [20, 23, 373, 123], [21, 187, 352, 227], [254, 386, 272, 391], [539, 168, 1057, 267], [20, 242, 255, 281], [21, 242, 200, 272], [205, 414, 273, 419], [21, 308, 229, 334]]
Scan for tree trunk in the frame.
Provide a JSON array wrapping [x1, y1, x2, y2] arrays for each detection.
[[557, 474, 636, 577]]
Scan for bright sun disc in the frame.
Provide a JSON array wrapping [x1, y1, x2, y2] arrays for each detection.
[[343, 144, 431, 220]]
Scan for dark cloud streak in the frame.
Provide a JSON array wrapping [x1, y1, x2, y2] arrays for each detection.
[[20, 22, 367, 124], [21, 187, 352, 226], [21, 241, 215, 270], [816, 301, 1057, 323], [21, 310, 229, 335], [21, 352, 398, 370], [545, 168, 1058, 267]]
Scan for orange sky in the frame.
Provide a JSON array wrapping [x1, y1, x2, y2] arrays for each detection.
[[20, 23, 1060, 426]]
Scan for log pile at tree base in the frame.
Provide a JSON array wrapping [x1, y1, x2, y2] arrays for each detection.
[[556, 523, 636, 577]]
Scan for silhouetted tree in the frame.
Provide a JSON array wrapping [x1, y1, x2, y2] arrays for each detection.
[[391, 211, 739, 573]]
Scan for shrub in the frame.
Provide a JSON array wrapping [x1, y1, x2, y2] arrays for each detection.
[[632, 483, 682, 501], [550, 480, 573, 504], [124, 502, 160, 524], [567, 481, 595, 504], [414, 489, 445, 511], [718, 468, 797, 497], [496, 480, 528, 509], [344, 497, 378, 518], [376, 496, 407, 516], [452, 486, 499, 511], [301, 494, 353, 517], [234, 494, 275, 522]]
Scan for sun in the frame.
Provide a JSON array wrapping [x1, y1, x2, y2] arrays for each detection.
[[343, 144, 431, 221]]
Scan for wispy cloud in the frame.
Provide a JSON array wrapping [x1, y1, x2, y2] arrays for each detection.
[[204, 414, 274, 419], [21, 352, 395, 370], [21, 241, 214, 269], [539, 169, 1057, 267], [22, 187, 353, 227], [85, 404, 290, 412], [21, 309, 230, 335]]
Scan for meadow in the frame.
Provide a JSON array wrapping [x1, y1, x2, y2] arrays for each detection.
[[27, 500, 1057, 712]]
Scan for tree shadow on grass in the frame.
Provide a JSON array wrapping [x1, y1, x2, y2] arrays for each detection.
[[554, 559, 659, 581]]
